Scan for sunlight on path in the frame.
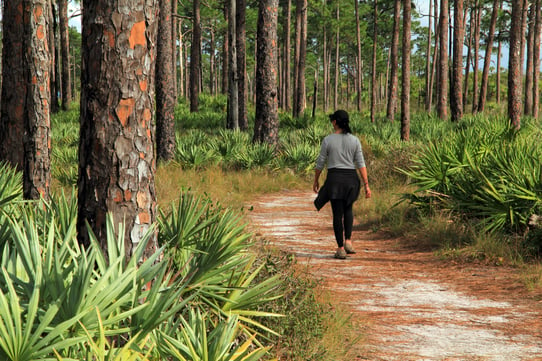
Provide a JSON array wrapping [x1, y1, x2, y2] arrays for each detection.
[[248, 191, 542, 361]]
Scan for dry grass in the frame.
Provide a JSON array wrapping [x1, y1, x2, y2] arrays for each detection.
[[155, 162, 309, 211]]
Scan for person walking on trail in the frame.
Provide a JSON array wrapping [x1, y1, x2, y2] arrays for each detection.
[[313, 110, 371, 259]]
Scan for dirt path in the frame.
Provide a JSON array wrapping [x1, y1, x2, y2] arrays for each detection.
[[247, 190, 542, 361]]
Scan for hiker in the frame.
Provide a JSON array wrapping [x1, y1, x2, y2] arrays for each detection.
[[313, 109, 371, 259]]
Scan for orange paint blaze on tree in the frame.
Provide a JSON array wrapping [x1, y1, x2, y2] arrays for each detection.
[[116, 98, 135, 126], [129, 21, 147, 49]]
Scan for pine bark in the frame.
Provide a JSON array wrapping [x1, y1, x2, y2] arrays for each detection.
[[293, 0, 307, 117], [282, 0, 291, 111], [387, 0, 401, 121], [25, 0, 52, 200], [471, 2, 481, 113], [478, 0, 500, 113], [450, 0, 465, 122], [370, 0, 378, 123], [190, 0, 201, 112], [0, 0, 52, 199], [156, 0, 176, 161], [533, 0, 541, 118], [524, 2, 535, 115], [227, 0, 239, 129], [0, 0, 26, 170], [78, 0, 158, 256], [58, 0, 72, 110], [463, 8, 472, 107], [50, 3, 60, 114], [508, 0, 524, 130], [254, 0, 279, 146], [401, 0, 411, 141], [236, 0, 248, 130], [333, 4, 339, 110], [425, 0, 433, 112], [437, 0, 449, 119], [355, 0, 364, 112]]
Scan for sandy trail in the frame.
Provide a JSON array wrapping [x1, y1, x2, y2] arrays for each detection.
[[247, 190, 542, 361]]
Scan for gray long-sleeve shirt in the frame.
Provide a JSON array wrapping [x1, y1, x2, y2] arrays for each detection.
[[315, 133, 366, 170]]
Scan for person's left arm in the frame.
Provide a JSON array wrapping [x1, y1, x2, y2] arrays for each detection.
[[358, 167, 371, 198]]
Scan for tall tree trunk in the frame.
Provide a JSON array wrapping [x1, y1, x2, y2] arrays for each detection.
[[387, 0, 401, 121], [25, 0, 52, 200], [450, 0, 465, 122], [355, 0, 363, 112], [293, 0, 307, 117], [236, 0, 247, 130], [323, 4, 329, 113], [172, 0, 178, 100], [401, 0, 411, 141], [156, 0, 176, 161], [282, 0, 291, 111], [178, 19, 185, 98], [471, 1, 481, 113], [524, 2, 535, 115], [520, 0, 529, 75], [437, 0, 449, 119], [78, 0, 158, 256], [58, 0, 71, 110], [333, 4, 339, 110], [190, 0, 201, 112], [312, 68, 318, 117], [0, 0, 26, 169], [478, 0, 499, 113], [463, 9, 472, 108], [50, 2, 60, 114], [210, 26, 216, 95], [222, 4, 229, 94], [425, 0, 433, 111], [293, 0, 301, 115], [533, 0, 541, 118], [370, 0, 378, 123], [431, 0, 439, 110], [496, 30, 502, 103], [508, 0, 524, 130], [227, 0, 239, 129], [254, 0, 279, 145]]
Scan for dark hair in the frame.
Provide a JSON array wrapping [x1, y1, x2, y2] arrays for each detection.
[[329, 109, 352, 134]]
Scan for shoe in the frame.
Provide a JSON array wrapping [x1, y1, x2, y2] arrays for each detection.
[[344, 242, 356, 254], [334, 248, 347, 259]]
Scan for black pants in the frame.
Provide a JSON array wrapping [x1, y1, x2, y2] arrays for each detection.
[[330, 199, 353, 247]]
